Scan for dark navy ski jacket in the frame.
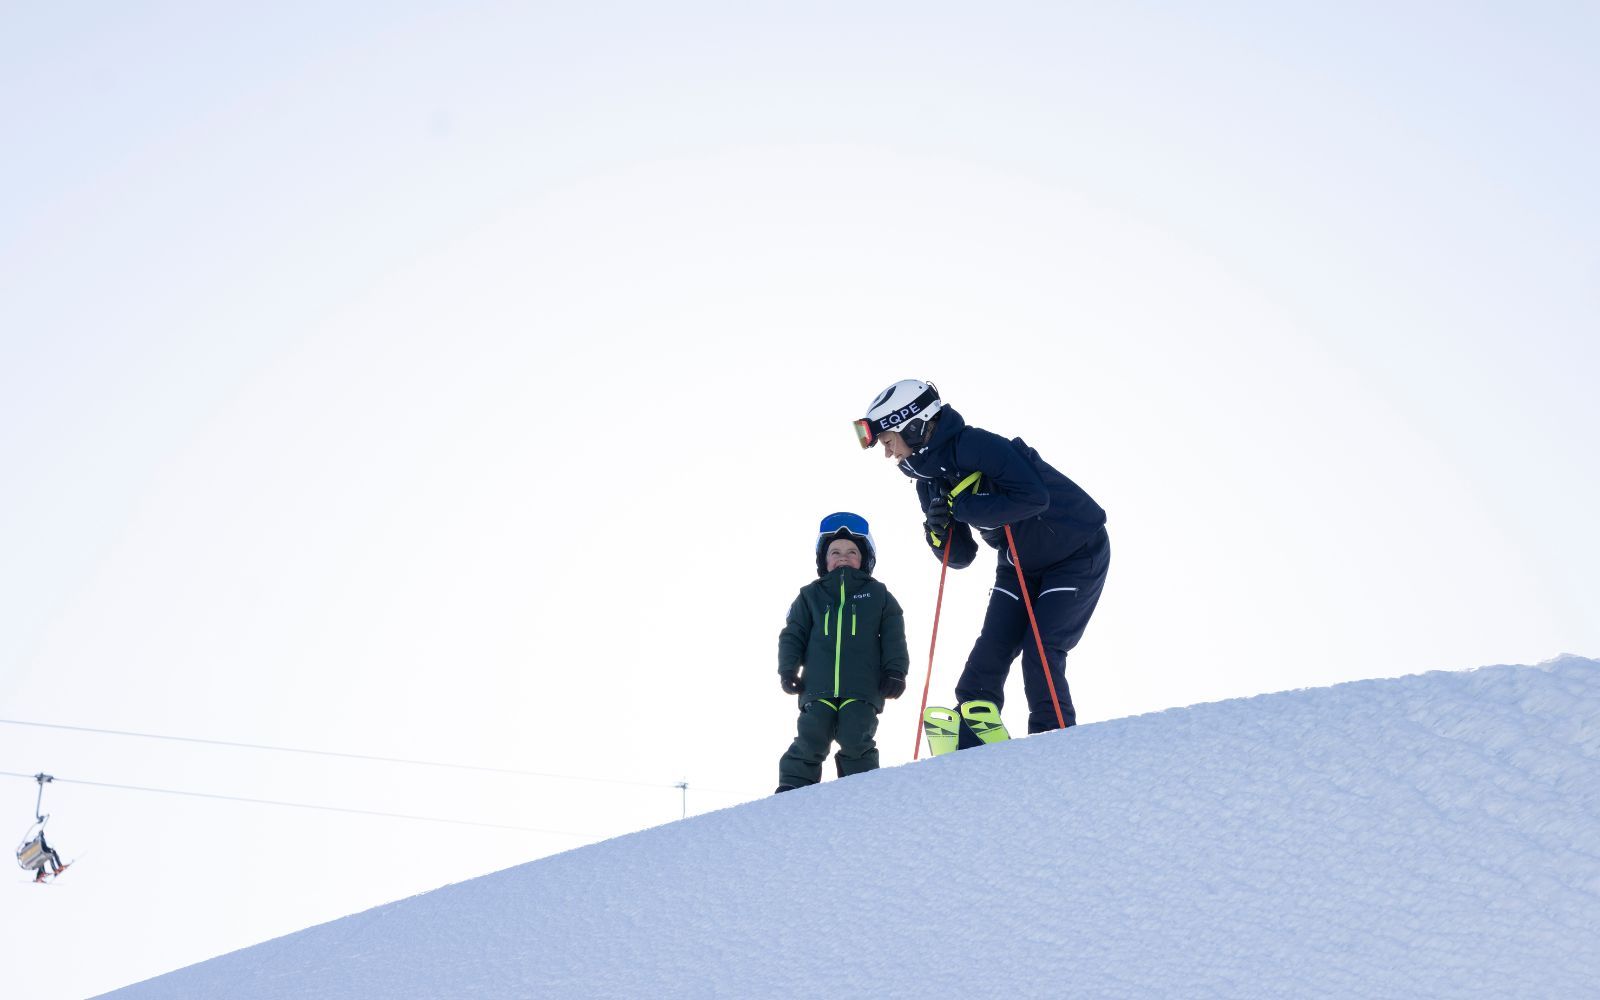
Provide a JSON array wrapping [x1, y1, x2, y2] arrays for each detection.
[[897, 406, 1106, 573]]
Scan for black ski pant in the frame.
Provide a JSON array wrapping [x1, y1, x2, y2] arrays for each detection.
[[778, 698, 880, 787], [956, 526, 1109, 738]]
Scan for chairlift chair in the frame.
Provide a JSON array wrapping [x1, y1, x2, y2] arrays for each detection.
[[16, 823, 50, 872], [15, 774, 61, 878]]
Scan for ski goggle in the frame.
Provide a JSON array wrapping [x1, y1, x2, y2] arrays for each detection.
[[818, 511, 871, 538], [852, 418, 879, 449], [853, 414, 932, 450]]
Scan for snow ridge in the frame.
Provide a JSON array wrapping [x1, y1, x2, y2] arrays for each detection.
[[104, 657, 1600, 999]]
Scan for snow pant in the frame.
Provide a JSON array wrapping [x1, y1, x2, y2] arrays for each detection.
[[777, 698, 880, 787], [956, 525, 1110, 739]]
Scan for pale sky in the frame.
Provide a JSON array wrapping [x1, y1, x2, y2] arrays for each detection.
[[3, 4, 1597, 998]]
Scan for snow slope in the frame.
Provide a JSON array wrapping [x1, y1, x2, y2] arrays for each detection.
[[102, 657, 1600, 999]]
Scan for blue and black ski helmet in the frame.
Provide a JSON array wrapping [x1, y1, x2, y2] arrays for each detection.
[[816, 511, 876, 576]]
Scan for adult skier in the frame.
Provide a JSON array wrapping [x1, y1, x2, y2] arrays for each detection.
[[854, 380, 1110, 744]]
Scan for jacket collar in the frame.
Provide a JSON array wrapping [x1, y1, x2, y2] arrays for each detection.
[[818, 565, 872, 589], [897, 405, 965, 480]]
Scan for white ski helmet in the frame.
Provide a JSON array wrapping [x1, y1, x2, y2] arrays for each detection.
[[855, 379, 943, 449]]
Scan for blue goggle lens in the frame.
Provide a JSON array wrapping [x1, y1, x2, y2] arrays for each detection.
[[818, 511, 871, 537]]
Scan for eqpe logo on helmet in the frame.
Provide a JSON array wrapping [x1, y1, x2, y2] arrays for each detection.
[[874, 401, 923, 432]]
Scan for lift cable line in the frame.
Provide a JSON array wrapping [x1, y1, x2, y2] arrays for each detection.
[[0, 717, 742, 796], [0, 769, 604, 839]]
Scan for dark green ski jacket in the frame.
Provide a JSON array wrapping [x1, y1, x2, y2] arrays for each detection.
[[777, 566, 909, 709]]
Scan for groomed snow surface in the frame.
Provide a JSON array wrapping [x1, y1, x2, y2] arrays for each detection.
[[104, 656, 1600, 999]]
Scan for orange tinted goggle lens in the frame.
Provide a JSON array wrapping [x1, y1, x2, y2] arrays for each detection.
[[853, 419, 877, 449]]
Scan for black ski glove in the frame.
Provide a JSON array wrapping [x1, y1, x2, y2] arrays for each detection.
[[923, 500, 952, 547], [880, 674, 907, 700], [780, 673, 803, 695]]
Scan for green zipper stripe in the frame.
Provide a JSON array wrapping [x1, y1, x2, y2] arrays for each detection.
[[834, 579, 845, 696]]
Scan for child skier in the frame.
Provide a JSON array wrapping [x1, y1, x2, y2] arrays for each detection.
[[774, 512, 910, 792]]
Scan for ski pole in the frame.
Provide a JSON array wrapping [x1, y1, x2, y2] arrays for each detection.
[[912, 529, 954, 760], [1003, 525, 1068, 730]]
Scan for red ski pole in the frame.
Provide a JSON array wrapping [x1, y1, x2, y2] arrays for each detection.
[[912, 531, 954, 760], [1004, 524, 1068, 730]]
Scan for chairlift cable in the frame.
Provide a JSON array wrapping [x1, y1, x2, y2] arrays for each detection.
[[2, 769, 603, 838], [0, 717, 743, 796]]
